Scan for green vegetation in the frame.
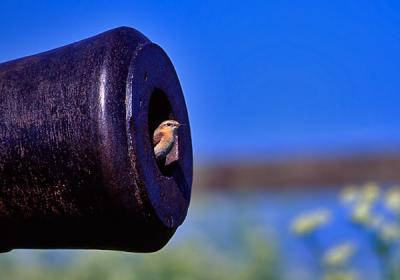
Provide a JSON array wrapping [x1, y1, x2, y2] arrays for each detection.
[[3, 185, 400, 280], [0, 228, 280, 280]]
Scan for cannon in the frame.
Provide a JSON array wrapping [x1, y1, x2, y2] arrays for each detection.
[[0, 27, 192, 252]]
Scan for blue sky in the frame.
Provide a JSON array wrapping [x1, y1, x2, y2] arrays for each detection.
[[1, 0, 400, 162]]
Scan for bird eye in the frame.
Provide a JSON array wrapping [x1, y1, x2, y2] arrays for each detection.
[[166, 123, 171, 126]]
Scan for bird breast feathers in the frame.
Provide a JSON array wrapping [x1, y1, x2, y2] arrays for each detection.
[[153, 131, 162, 146]]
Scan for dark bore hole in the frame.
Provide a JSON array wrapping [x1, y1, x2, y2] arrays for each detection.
[[148, 89, 177, 177]]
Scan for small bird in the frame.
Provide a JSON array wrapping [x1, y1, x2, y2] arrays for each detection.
[[153, 120, 182, 161]]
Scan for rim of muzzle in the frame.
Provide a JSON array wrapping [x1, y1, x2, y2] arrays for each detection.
[[0, 27, 193, 252]]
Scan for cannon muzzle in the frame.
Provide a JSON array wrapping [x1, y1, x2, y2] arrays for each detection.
[[0, 27, 192, 252]]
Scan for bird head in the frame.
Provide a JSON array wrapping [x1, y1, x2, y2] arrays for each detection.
[[157, 120, 182, 135]]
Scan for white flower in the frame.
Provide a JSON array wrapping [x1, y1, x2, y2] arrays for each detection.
[[369, 214, 385, 230], [323, 271, 358, 280], [379, 223, 400, 243], [360, 182, 380, 203], [340, 186, 359, 204], [351, 202, 372, 225], [323, 242, 356, 267], [384, 187, 400, 215], [291, 209, 331, 236]]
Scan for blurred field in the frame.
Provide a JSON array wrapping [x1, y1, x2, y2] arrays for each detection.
[[0, 192, 281, 280], [1, 184, 400, 280]]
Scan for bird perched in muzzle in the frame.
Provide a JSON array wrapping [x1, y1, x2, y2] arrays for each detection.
[[153, 120, 182, 162]]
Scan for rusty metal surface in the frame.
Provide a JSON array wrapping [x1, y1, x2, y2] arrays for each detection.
[[0, 27, 192, 252]]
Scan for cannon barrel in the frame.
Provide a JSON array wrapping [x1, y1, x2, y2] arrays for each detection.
[[0, 27, 192, 252]]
